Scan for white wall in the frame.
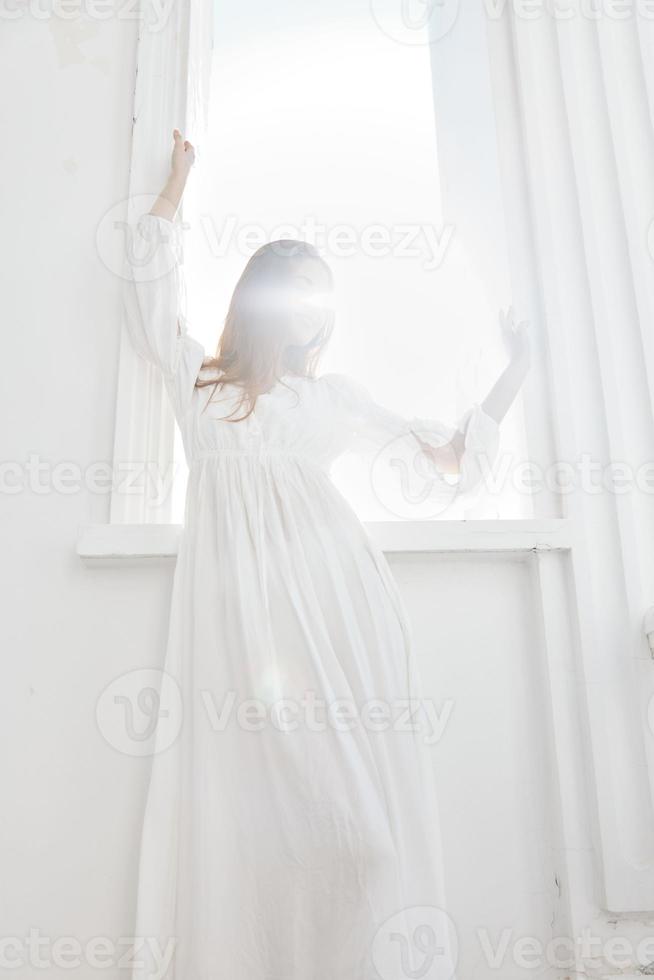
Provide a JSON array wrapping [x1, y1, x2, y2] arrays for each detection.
[[0, 8, 155, 976], [392, 552, 564, 980]]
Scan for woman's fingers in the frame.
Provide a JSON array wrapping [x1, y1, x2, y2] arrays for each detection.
[[173, 129, 193, 152], [500, 305, 527, 335], [170, 129, 195, 176]]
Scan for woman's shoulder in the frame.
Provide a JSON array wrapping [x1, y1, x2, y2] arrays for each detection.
[[319, 372, 366, 396], [318, 373, 374, 411]]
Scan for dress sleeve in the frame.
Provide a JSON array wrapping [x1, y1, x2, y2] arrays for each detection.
[[125, 213, 205, 416], [324, 373, 500, 503]]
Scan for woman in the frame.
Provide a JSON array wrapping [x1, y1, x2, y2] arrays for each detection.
[[129, 130, 530, 980]]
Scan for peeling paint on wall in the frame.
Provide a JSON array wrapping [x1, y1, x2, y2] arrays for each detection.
[[48, 16, 108, 73]]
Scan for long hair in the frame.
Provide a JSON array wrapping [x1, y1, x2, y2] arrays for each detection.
[[196, 239, 335, 420]]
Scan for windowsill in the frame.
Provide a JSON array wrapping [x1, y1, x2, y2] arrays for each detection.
[[77, 519, 571, 564]]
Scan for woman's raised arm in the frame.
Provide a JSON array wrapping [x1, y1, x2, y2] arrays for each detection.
[[150, 129, 196, 221], [480, 306, 531, 425], [125, 129, 205, 414], [419, 306, 531, 475]]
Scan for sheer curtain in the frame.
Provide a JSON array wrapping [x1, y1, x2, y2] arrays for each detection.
[[491, 7, 654, 912], [115, 0, 213, 526]]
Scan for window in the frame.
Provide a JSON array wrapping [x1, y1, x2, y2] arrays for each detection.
[[91, 0, 562, 555]]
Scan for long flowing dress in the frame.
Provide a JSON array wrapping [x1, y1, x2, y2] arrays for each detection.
[[128, 214, 500, 980]]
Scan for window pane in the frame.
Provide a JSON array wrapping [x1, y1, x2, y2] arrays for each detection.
[[178, 0, 537, 523]]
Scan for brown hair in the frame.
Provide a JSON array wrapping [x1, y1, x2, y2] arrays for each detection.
[[196, 239, 334, 420]]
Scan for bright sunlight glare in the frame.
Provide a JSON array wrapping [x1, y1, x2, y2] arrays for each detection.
[[173, 0, 522, 522]]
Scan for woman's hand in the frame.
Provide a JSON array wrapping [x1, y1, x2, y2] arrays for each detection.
[[479, 305, 532, 425], [499, 306, 531, 368], [171, 128, 196, 179], [150, 129, 195, 222]]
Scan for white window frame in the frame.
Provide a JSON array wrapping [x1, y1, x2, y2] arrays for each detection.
[[78, 0, 563, 560]]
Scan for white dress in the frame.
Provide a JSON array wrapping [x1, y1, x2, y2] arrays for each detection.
[[128, 215, 499, 980]]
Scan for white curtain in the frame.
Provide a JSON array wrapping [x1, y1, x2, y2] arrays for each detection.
[[495, 9, 654, 912], [112, 0, 213, 525]]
